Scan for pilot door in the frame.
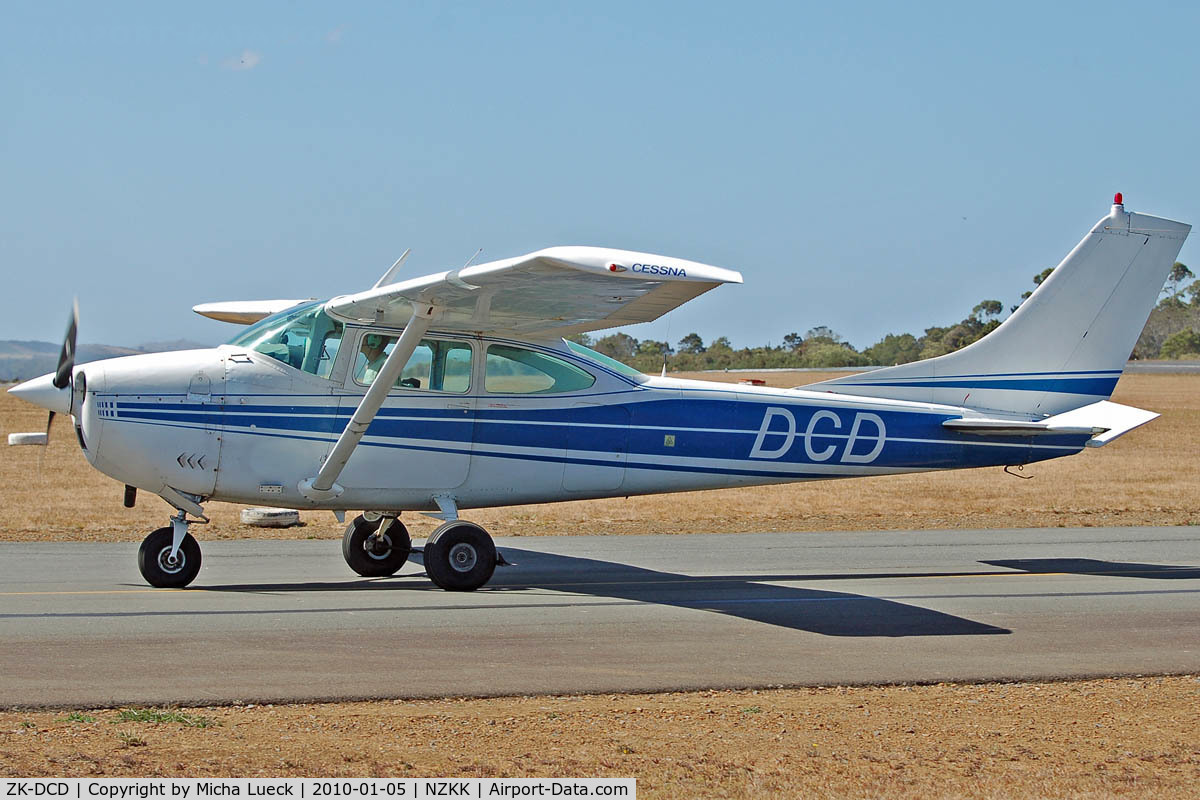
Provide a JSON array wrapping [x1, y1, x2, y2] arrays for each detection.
[[336, 330, 475, 491]]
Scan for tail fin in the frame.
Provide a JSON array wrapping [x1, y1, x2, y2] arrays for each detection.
[[810, 197, 1190, 416]]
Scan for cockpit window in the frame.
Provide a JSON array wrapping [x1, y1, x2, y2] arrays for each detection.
[[227, 301, 343, 378], [354, 334, 473, 393]]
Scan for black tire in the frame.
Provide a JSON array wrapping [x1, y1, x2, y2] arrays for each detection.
[[424, 522, 496, 591], [342, 515, 411, 577], [137, 526, 202, 588]]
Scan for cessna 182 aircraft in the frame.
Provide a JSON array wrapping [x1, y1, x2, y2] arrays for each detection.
[[7, 195, 1190, 591]]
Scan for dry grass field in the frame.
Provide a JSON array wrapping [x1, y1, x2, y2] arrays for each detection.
[[1, 371, 1196, 542], [1, 370, 1198, 795], [2, 677, 1199, 797]]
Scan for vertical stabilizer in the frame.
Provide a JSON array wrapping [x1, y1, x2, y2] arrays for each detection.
[[809, 197, 1190, 416]]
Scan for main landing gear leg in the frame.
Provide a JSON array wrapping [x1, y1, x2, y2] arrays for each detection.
[[137, 510, 203, 588]]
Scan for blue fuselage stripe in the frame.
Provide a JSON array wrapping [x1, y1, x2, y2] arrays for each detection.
[[831, 376, 1119, 395], [108, 393, 1090, 472]]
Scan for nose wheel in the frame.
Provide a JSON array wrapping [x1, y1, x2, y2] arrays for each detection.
[[342, 514, 412, 577], [137, 526, 202, 588]]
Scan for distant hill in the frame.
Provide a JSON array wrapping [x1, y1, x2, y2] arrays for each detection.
[[0, 339, 212, 382]]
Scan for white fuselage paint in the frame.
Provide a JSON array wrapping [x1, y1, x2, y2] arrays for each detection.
[[62, 335, 1086, 515]]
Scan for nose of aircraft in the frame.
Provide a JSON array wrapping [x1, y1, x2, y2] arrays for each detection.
[[8, 372, 73, 415]]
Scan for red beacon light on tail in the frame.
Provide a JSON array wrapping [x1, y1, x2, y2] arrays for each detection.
[[1114, 192, 1124, 206]]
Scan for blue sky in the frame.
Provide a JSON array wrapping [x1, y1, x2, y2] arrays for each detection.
[[3, 1, 1197, 350]]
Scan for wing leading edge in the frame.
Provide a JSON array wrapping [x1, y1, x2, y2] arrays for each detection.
[[323, 246, 743, 338]]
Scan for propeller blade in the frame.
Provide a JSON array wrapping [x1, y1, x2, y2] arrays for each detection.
[[45, 410, 55, 439], [52, 300, 78, 390]]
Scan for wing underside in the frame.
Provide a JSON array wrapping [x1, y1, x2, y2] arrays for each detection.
[[324, 246, 743, 338]]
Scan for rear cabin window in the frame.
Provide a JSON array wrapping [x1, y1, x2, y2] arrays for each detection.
[[354, 334, 472, 393], [484, 345, 596, 394], [564, 339, 644, 378]]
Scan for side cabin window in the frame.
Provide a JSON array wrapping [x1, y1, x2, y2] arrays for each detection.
[[354, 333, 472, 393], [228, 301, 343, 378], [484, 344, 596, 394]]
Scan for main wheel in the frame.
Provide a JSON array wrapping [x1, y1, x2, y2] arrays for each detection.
[[137, 527, 202, 588], [342, 515, 411, 577], [424, 522, 496, 591]]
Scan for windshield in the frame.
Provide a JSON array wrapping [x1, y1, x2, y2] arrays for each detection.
[[228, 301, 344, 378], [564, 339, 644, 379]]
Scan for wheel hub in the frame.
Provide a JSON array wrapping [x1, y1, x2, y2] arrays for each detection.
[[365, 533, 392, 560], [156, 547, 185, 574], [448, 542, 477, 573]]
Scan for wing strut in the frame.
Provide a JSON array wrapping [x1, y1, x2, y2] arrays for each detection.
[[298, 301, 437, 502]]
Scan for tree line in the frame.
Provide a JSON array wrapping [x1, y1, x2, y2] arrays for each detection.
[[573, 264, 1200, 371]]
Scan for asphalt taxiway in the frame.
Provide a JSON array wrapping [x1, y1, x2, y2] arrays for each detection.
[[1, 526, 1198, 708]]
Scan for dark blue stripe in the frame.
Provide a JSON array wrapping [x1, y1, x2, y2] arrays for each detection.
[[832, 377, 1119, 395], [868, 369, 1121, 378]]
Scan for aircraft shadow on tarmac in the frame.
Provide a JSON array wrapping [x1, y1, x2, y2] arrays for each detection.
[[486, 549, 1011, 638], [982, 558, 1200, 580], [200, 548, 1011, 638]]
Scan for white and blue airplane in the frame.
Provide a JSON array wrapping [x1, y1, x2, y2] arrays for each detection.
[[7, 195, 1189, 591]]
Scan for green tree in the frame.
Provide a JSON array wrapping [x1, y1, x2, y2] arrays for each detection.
[[864, 333, 921, 365], [593, 332, 638, 360], [1159, 328, 1200, 359], [804, 326, 842, 344], [972, 299, 1003, 320], [1165, 262, 1194, 298], [803, 343, 869, 368], [677, 332, 705, 354], [1157, 262, 1196, 310], [710, 336, 733, 351], [781, 332, 803, 352], [1185, 280, 1200, 307], [635, 339, 673, 358]]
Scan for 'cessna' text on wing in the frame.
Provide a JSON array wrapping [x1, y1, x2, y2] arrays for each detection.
[[632, 263, 687, 277]]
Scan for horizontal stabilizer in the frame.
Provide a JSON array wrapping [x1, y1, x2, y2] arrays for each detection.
[[193, 299, 312, 325], [1041, 400, 1158, 447], [942, 418, 1100, 437], [944, 401, 1157, 447]]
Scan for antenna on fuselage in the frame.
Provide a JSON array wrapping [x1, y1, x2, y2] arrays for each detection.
[[372, 249, 411, 289]]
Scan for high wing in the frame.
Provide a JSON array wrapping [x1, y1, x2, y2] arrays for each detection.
[[323, 246, 743, 338]]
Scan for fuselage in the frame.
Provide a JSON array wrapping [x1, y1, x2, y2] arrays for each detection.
[[59, 315, 1091, 514]]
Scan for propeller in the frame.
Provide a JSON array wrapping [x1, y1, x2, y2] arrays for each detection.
[[45, 300, 79, 440], [53, 299, 78, 390], [6, 301, 81, 448]]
